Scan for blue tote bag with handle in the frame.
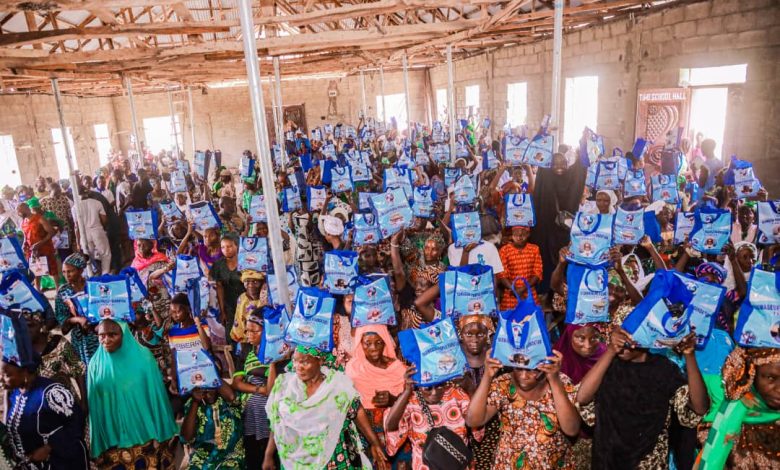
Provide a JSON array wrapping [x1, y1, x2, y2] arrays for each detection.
[[398, 316, 467, 386], [120, 267, 148, 303], [412, 186, 434, 219], [323, 250, 358, 295], [282, 187, 302, 213], [565, 263, 609, 325], [439, 264, 497, 322], [623, 169, 647, 198], [725, 156, 761, 198], [194, 151, 209, 180], [673, 272, 725, 349], [158, 200, 183, 221], [330, 165, 353, 194], [567, 212, 613, 266], [189, 201, 221, 231], [125, 208, 159, 240], [690, 206, 731, 255], [0, 269, 49, 313], [503, 135, 529, 166], [268, 265, 299, 307], [0, 237, 27, 273], [171, 254, 203, 294], [285, 287, 336, 351], [621, 270, 694, 349], [674, 211, 696, 244], [453, 175, 477, 205], [586, 159, 622, 191], [651, 174, 679, 205], [258, 305, 293, 364], [86, 274, 134, 324], [351, 274, 396, 327], [352, 213, 381, 246], [757, 200, 780, 245], [444, 168, 462, 187], [237, 237, 269, 272], [491, 278, 552, 369], [307, 186, 328, 212], [248, 194, 267, 223], [504, 194, 536, 228], [370, 188, 413, 239], [612, 206, 645, 245], [733, 267, 780, 348], [523, 133, 554, 168], [169, 170, 188, 193], [451, 211, 481, 248]]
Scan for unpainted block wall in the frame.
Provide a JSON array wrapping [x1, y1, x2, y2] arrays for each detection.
[[429, 0, 780, 191]]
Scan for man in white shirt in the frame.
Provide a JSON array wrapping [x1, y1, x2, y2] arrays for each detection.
[[72, 188, 111, 274]]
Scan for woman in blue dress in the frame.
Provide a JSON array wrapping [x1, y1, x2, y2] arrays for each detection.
[[1, 314, 89, 469]]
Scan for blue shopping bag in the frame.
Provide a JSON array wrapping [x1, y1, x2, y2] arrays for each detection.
[[158, 200, 183, 221], [170, 324, 221, 395], [674, 211, 696, 244], [186, 277, 211, 317], [268, 265, 299, 306], [306, 186, 327, 212], [503, 135, 530, 166], [690, 206, 731, 255], [351, 275, 396, 327], [282, 187, 302, 212], [348, 158, 371, 183], [357, 192, 375, 213], [248, 194, 267, 223], [120, 267, 148, 303], [524, 133, 554, 168], [412, 186, 434, 219], [237, 237, 269, 272], [0, 237, 27, 273], [567, 212, 613, 266], [443, 168, 462, 187], [125, 208, 159, 240], [369, 188, 413, 239], [189, 201, 221, 231], [239, 154, 256, 179], [612, 206, 659, 245], [621, 270, 694, 349], [733, 267, 780, 348], [504, 194, 535, 227], [432, 144, 450, 164], [258, 305, 293, 364], [623, 169, 647, 198], [491, 278, 553, 369], [581, 128, 605, 166], [0, 270, 49, 313], [631, 137, 648, 160], [757, 200, 780, 245], [725, 156, 761, 198], [482, 149, 500, 170], [0, 313, 34, 369], [651, 174, 679, 205], [352, 213, 382, 246], [453, 175, 477, 205], [194, 151, 210, 180], [673, 272, 725, 349], [323, 250, 358, 295], [169, 170, 188, 193], [285, 287, 336, 351], [586, 158, 624, 191], [86, 274, 135, 324], [171, 254, 203, 294], [383, 167, 413, 198], [330, 165, 353, 194], [398, 316, 467, 386], [451, 211, 482, 248], [565, 263, 610, 325], [431, 121, 444, 142], [439, 264, 497, 322]]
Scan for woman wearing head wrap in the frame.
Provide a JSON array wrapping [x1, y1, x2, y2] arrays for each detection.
[[17, 198, 59, 289], [696, 347, 780, 469], [345, 326, 410, 468], [231, 270, 268, 344], [88, 319, 178, 468], [232, 308, 279, 470], [264, 345, 389, 470], [53, 253, 99, 365], [595, 190, 618, 215], [1, 314, 89, 470]]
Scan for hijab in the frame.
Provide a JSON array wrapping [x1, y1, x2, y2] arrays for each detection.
[[87, 321, 178, 458], [553, 324, 606, 384], [131, 239, 170, 273], [344, 325, 407, 409]]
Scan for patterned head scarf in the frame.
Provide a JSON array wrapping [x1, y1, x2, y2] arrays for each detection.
[[426, 231, 447, 253], [608, 269, 624, 288], [63, 252, 88, 270], [247, 308, 263, 326], [695, 262, 727, 284], [288, 344, 340, 371], [457, 314, 495, 334], [722, 347, 780, 400], [241, 270, 265, 282]]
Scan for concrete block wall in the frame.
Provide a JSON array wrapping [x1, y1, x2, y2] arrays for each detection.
[[0, 93, 119, 183], [429, 0, 780, 191]]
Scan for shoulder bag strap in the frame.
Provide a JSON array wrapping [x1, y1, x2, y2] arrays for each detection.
[[415, 390, 436, 428]]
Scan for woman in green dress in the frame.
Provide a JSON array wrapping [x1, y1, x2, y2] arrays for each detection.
[[263, 346, 389, 470], [181, 382, 245, 469]]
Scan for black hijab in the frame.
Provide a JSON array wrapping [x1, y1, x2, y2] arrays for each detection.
[[529, 157, 586, 293], [591, 353, 686, 470]]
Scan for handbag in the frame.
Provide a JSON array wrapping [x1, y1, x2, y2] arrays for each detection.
[[412, 186, 434, 219], [439, 264, 498, 322], [237, 237, 269, 272], [452, 175, 477, 205], [504, 194, 535, 227], [450, 212, 481, 248], [690, 206, 731, 255], [565, 263, 609, 325], [523, 133, 554, 168], [756, 200, 780, 245], [323, 250, 358, 295], [189, 201, 221, 231], [733, 267, 780, 348], [351, 274, 396, 327], [125, 208, 159, 240], [419, 390, 473, 470], [566, 212, 613, 266], [169, 170, 188, 193], [370, 188, 413, 239], [503, 135, 529, 166]]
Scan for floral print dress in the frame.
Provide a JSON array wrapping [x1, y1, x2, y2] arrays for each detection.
[[184, 396, 245, 469], [486, 374, 577, 469]]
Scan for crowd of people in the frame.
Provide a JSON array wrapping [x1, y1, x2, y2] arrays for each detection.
[[0, 114, 777, 470]]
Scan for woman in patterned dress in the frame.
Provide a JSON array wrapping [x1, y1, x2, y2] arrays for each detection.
[[263, 346, 389, 470], [53, 253, 99, 365], [466, 351, 582, 469], [180, 383, 245, 469]]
